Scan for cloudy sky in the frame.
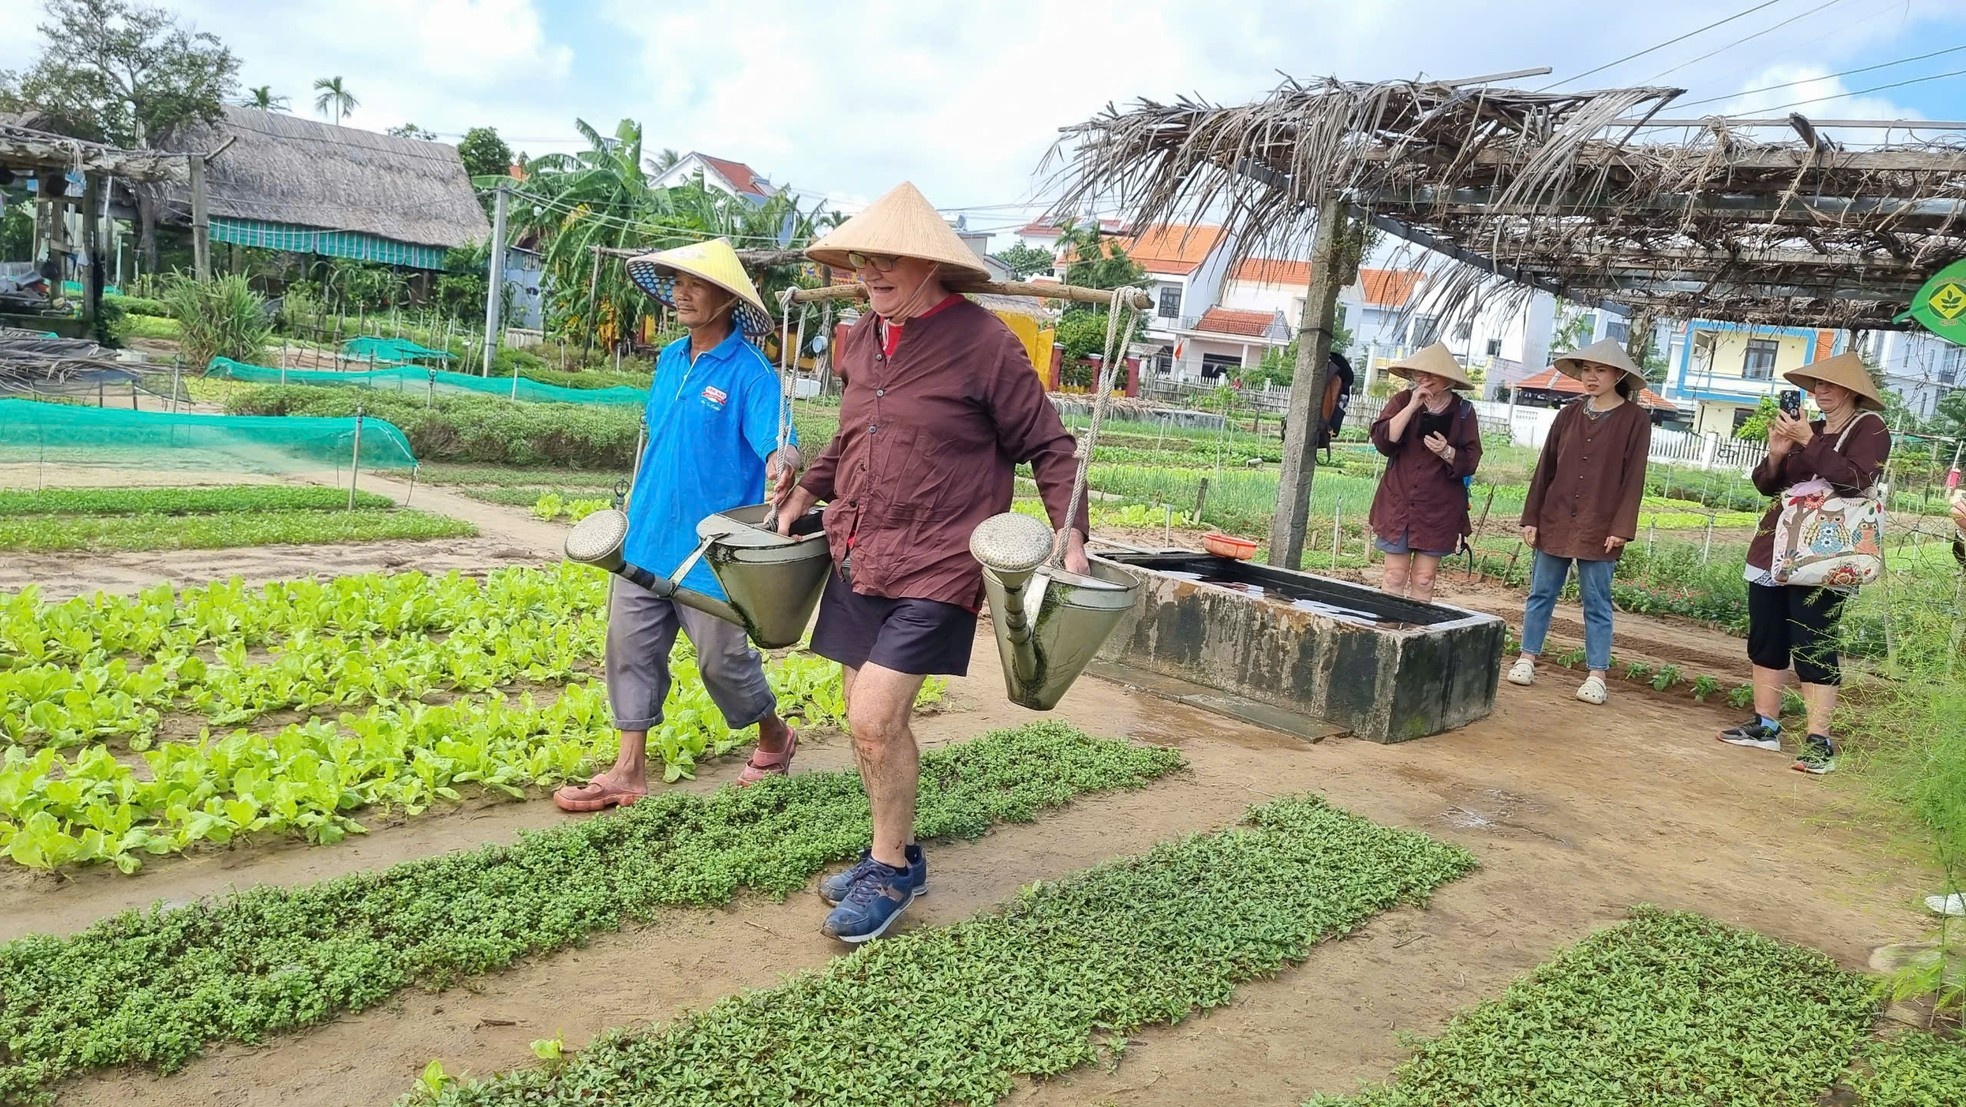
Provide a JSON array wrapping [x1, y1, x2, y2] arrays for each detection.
[[6, 0, 1966, 236]]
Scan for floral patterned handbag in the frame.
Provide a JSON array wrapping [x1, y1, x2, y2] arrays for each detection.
[[1771, 415, 1885, 589]]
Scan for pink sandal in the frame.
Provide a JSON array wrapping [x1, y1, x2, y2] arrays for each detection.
[[737, 728, 799, 786], [553, 775, 646, 812]]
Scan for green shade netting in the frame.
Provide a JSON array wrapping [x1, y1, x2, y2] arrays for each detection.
[[341, 336, 454, 364], [0, 398, 419, 472], [207, 357, 648, 406]]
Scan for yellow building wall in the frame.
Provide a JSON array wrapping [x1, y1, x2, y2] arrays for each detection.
[[992, 310, 1055, 377], [1703, 329, 1812, 381]]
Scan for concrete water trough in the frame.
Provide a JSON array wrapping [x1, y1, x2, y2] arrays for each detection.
[[1092, 550, 1504, 743]]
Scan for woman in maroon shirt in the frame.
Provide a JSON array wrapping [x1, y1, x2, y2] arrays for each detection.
[[1715, 351, 1891, 775], [1507, 339, 1653, 705], [1367, 343, 1482, 603]]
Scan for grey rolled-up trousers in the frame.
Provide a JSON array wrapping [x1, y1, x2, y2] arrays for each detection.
[[603, 576, 778, 732]]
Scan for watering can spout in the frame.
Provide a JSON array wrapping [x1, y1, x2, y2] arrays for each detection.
[[970, 513, 1138, 711]]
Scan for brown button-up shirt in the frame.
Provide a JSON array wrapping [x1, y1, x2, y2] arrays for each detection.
[[1746, 412, 1890, 573], [1367, 391, 1483, 553], [1520, 397, 1652, 562], [799, 298, 1090, 608]]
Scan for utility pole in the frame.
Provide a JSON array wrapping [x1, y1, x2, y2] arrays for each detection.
[[484, 181, 509, 380], [1269, 194, 1346, 570], [188, 155, 210, 281]]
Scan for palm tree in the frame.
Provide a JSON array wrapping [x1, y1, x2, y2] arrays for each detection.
[[312, 77, 358, 126], [240, 85, 289, 112], [643, 147, 683, 178]]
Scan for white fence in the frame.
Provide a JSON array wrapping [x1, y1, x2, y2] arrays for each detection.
[[1470, 399, 1768, 472]]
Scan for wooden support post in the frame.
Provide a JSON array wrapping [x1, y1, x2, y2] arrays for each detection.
[[1269, 194, 1346, 570], [80, 173, 103, 328], [188, 155, 210, 281], [485, 182, 509, 381], [1194, 477, 1210, 523]]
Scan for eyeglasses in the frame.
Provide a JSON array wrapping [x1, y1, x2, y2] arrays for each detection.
[[846, 251, 900, 273]]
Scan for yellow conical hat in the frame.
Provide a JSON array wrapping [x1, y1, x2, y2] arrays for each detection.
[[625, 238, 771, 336], [805, 182, 993, 290], [1553, 337, 1647, 392], [1385, 342, 1475, 390]]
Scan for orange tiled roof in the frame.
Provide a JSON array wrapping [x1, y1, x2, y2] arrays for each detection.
[[1192, 307, 1281, 338], [1516, 366, 1679, 412], [1360, 268, 1423, 306], [1231, 258, 1311, 285], [1114, 224, 1225, 275]]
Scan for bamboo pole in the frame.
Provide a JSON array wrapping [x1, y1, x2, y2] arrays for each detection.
[[787, 281, 1152, 310]]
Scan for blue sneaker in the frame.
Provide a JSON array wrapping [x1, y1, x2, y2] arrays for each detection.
[[821, 860, 917, 943], [819, 844, 927, 905]]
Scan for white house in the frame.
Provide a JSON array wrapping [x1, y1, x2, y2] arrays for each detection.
[[1866, 329, 1965, 419], [649, 152, 777, 203]]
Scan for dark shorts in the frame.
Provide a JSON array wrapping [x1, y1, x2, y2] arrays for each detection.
[[809, 569, 978, 676], [1746, 581, 1848, 686]]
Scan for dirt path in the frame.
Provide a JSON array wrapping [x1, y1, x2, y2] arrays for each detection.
[[44, 627, 1931, 1107]]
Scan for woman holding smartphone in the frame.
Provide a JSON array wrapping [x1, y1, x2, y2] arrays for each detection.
[[1716, 351, 1890, 775], [1507, 339, 1653, 705], [1367, 343, 1483, 603]]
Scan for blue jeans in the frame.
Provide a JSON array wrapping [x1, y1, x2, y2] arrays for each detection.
[[1520, 550, 1615, 672]]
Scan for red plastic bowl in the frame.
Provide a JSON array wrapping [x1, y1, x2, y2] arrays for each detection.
[[1202, 531, 1258, 560]]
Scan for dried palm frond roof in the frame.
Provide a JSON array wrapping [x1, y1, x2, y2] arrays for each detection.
[[0, 115, 185, 183], [159, 107, 489, 249], [1047, 76, 1966, 329]]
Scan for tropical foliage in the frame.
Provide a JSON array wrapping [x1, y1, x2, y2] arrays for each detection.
[[493, 118, 835, 351]]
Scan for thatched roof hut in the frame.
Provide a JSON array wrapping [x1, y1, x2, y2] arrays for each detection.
[[159, 107, 489, 270]]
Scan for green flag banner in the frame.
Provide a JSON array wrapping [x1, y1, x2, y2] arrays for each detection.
[[1906, 258, 1966, 348]]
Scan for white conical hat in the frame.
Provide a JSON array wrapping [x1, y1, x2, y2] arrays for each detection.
[[805, 182, 993, 289], [1553, 337, 1647, 392], [1385, 342, 1476, 390], [1784, 350, 1885, 412], [625, 238, 772, 336]]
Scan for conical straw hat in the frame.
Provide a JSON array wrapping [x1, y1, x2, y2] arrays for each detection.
[[1385, 342, 1475, 390], [1553, 337, 1647, 392], [625, 238, 772, 337], [806, 182, 993, 290], [1784, 350, 1885, 411]]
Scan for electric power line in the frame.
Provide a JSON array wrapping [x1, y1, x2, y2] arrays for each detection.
[[1538, 0, 1792, 91], [1751, 64, 1966, 116], [1671, 41, 1966, 109], [1639, 0, 1847, 85]]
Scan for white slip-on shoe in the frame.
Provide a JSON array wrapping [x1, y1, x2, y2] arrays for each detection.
[[1506, 658, 1536, 686], [1575, 674, 1608, 704]]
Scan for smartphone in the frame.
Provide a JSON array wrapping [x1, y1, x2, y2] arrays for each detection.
[[1778, 389, 1802, 418]]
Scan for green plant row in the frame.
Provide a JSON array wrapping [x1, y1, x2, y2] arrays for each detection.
[[529, 492, 612, 522], [0, 722, 1183, 1104], [1307, 908, 1940, 1107], [2, 635, 917, 873], [416, 463, 628, 490], [221, 385, 841, 470], [405, 792, 1473, 1107], [1847, 1031, 1966, 1107], [0, 485, 393, 517], [3, 566, 595, 672], [1, 589, 611, 748], [0, 508, 474, 553]]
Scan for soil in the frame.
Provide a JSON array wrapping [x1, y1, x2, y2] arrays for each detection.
[[6, 472, 1939, 1107]]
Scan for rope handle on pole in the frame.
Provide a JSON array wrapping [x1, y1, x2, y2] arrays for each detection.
[[1052, 285, 1141, 569]]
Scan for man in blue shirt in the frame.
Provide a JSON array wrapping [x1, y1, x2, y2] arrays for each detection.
[[553, 239, 801, 811]]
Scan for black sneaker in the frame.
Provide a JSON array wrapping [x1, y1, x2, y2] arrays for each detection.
[[1793, 734, 1838, 775], [1717, 718, 1782, 752]]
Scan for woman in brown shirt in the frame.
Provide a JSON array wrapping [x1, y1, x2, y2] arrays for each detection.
[[1368, 343, 1482, 603], [1715, 351, 1891, 775], [1506, 338, 1653, 705]]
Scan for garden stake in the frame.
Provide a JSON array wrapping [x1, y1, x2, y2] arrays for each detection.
[[1702, 515, 1715, 563], [1194, 477, 1209, 522], [1332, 501, 1342, 569], [349, 404, 364, 510], [1469, 484, 1496, 579]]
